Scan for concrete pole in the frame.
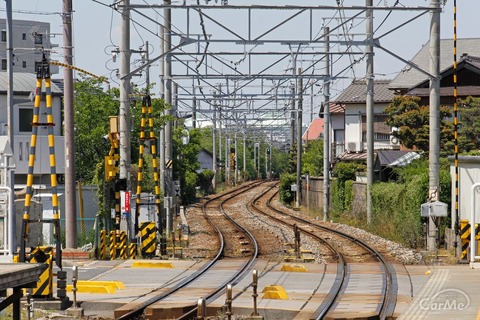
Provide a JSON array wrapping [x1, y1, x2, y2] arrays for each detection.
[[63, 0, 77, 248], [290, 83, 296, 173], [159, 24, 165, 224], [323, 26, 330, 222], [164, 0, 173, 236], [6, 0, 16, 256], [234, 131, 238, 186], [243, 122, 246, 181], [225, 133, 229, 185], [119, 0, 131, 190], [428, 0, 441, 251], [366, 0, 374, 225], [296, 68, 303, 208], [145, 40, 150, 91], [192, 97, 197, 129], [212, 107, 217, 191]]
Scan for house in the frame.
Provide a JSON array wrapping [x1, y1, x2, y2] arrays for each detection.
[[0, 19, 59, 74], [197, 148, 214, 173], [389, 38, 480, 103], [302, 118, 324, 144], [330, 79, 397, 162], [0, 72, 65, 185]]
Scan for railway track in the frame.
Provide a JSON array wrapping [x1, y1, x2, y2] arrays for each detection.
[[115, 182, 262, 320], [249, 183, 397, 320]]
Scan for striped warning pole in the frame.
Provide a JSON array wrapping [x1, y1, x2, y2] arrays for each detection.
[[109, 230, 116, 260], [460, 220, 470, 260], [129, 243, 137, 259], [99, 230, 107, 260], [119, 231, 127, 259], [19, 55, 62, 269]]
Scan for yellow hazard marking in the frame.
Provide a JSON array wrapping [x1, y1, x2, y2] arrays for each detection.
[[66, 283, 117, 294], [76, 280, 125, 289], [132, 261, 174, 269], [261, 285, 288, 300], [281, 264, 308, 272]]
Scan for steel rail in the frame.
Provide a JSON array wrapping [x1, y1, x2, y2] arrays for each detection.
[[176, 182, 262, 320], [116, 181, 261, 320], [251, 183, 397, 320]]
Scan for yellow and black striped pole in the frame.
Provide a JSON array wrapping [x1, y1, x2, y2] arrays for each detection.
[[99, 230, 107, 260], [135, 95, 162, 246], [109, 230, 116, 260], [19, 55, 62, 269], [453, 0, 460, 255]]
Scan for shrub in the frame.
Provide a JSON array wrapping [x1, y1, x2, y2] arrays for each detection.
[[279, 173, 296, 205]]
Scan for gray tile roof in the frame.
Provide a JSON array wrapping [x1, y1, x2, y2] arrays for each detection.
[[0, 72, 62, 94], [389, 38, 480, 91], [334, 79, 394, 104]]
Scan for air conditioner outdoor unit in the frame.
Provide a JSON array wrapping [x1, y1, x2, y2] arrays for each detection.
[[347, 142, 356, 153], [347, 142, 363, 153]]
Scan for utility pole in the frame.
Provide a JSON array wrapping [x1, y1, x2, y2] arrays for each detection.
[[243, 123, 246, 181], [428, 0, 441, 251], [290, 82, 296, 173], [164, 0, 173, 239], [323, 26, 330, 222], [144, 40, 150, 90], [296, 68, 303, 208], [366, 0, 374, 225], [234, 130, 238, 186], [192, 96, 197, 129], [212, 105, 217, 191], [6, 0, 16, 257], [119, 0, 131, 193], [159, 24, 165, 243], [63, 0, 77, 248]]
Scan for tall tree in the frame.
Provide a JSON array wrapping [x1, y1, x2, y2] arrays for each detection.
[[302, 140, 324, 176], [384, 96, 453, 153], [73, 77, 119, 183]]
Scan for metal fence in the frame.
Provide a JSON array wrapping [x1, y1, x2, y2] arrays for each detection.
[[59, 218, 96, 247]]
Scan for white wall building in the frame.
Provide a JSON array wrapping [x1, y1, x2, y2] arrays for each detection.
[[0, 18, 58, 74], [0, 72, 64, 185]]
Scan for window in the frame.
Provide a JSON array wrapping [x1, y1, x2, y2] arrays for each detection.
[[19, 109, 33, 132], [34, 33, 43, 45], [22, 61, 26, 68], [22, 33, 26, 40], [1, 59, 6, 70], [1, 30, 6, 42]]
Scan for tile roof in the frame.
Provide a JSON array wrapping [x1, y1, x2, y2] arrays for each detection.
[[389, 38, 480, 91], [334, 79, 394, 104], [302, 118, 324, 141]]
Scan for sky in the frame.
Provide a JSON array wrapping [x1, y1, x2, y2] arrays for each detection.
[[1, 0, 479, 126]]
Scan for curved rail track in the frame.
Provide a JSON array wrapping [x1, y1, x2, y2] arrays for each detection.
[[249, 183, 397, 320], [116, 182, 263, 320]]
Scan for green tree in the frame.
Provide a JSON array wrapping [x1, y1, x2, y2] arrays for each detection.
[[173, 125, 202, 204], [456, 96, 480, 152], [73, 77, 119, 183], [384, 96, 453, 152], [302, 140, 324, 176]]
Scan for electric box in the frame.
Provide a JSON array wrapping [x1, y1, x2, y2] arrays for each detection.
[[421, 201, 448, 217]]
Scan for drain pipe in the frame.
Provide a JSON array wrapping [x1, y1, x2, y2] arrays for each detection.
[[470, 183, 480, 268]]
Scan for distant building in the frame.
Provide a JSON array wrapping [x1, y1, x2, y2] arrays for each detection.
[[0, 72, 65, 185], [0, 18, 59, 74], [330, 79, 397, 163], [302, 118, 324, 144]]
